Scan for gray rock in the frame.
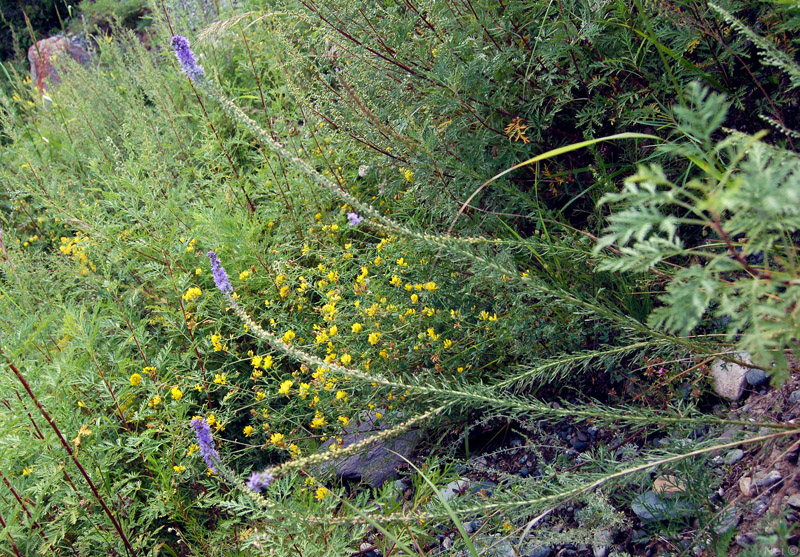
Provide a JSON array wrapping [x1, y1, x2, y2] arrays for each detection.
[[787, 494, 800, 509], [789, 390, 800, 405], [724, 449, 745, 465], [713, 507, 741, 535], [462, 520, 483, 534], [745, 368, 768, 388], [593, 530, 613, 557], [752, 496, 769, 516], [471, 536, 516, 557], [632, 491, 695, 521], [710, 353, 752, 401], [527, 548, 553, 557], [470, 481, 496, 496], [442, 537, 453, 550], [438, 479, 471, 502], [735, 533, 756, 547], [314, 411, 421, 488], [755, 470, 782, 488]]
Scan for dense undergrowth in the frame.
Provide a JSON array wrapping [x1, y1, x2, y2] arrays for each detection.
[[0, 0, 799, 554]]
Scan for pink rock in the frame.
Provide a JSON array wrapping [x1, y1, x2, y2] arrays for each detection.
[[27, 36, 91, 94]]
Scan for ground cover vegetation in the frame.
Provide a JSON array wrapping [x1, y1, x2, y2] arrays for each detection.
[[0, 0, 799, 554]]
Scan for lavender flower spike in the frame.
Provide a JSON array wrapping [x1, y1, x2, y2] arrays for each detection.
[[171, 35, 204, 82], [347, 212, 363, 227], [207, 250, 233, 295], [246, 470, 275, 492], [190, 417, 221, 472]]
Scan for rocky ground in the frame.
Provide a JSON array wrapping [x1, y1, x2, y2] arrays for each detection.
[[326, 364, 799, 556]]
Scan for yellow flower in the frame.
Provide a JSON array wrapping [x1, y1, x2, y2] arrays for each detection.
[[351, 322, 363, 333], [149, 395, 161, 407], [338, 415, 350, 427], [282, 330, 296, 344], [214, 374, 226, 385], [255, 390, 266, 401], [340, 353, 352, 365], [280, 285, 290, 298], [443, 339, 453, 349], [251, 355, 263, 369], [299, 382, 311, 399], [423, 281, 437, 291], [173, 465, 186, 473], [368, 332, 381, 345], [270, 432, 286, 448], [211, 334, 224, 352], [170, 387, 183, 400], [289, 444, 301, 459], [278, 380, 293, 396], [239, 270, 250, 281], [310, 411, 327, 428], [335, 390, 348, 402], [411, 293, 419, 304], [182, 287, 202, 302], [243, 425, 254, 437], [129, 373, 142, 386], [195, 268, 203, 275], [314, 486, 328, 501]]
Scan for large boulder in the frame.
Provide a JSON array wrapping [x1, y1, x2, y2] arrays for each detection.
[[28, 36, 91, 94], [314, 411, 422, 488]]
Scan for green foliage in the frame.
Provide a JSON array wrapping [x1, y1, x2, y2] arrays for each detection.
[[75, 0, 150, 33], [0, 0, 65, 61], [597, 82, 800, 382], [0, 0, 798, 554]]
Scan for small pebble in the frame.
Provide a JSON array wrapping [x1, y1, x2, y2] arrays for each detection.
[[745, 368, 768, 388], [518, 467, 530, 478], [736, 533, 755, 547], [588, 426, 598, 437], [724, 449, 744, 465], [519, 455, 528, 465], [755, 470, 782, 488], [752, 496, 769, 516], [739, 476, 754, 497], [789, 390, 800, 405], [787, 494, 800, 509]]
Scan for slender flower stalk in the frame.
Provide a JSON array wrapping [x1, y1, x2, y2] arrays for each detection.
[[246, 470, 275, 492], [190, 416, 221, 472], [346, 212, 363, 226], [170, 35, 204, 82], [207, 250, 233, 295]]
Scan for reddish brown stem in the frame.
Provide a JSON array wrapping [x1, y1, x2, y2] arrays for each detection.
[[2, 350, 136, 556]]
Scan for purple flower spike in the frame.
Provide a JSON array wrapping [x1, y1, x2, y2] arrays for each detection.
[[207, 251, 233, 295], [171, 35, 204, 82], [347, 212, 363, 227], [246, 470, 275, 492], [190, 417, 221, 472]]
